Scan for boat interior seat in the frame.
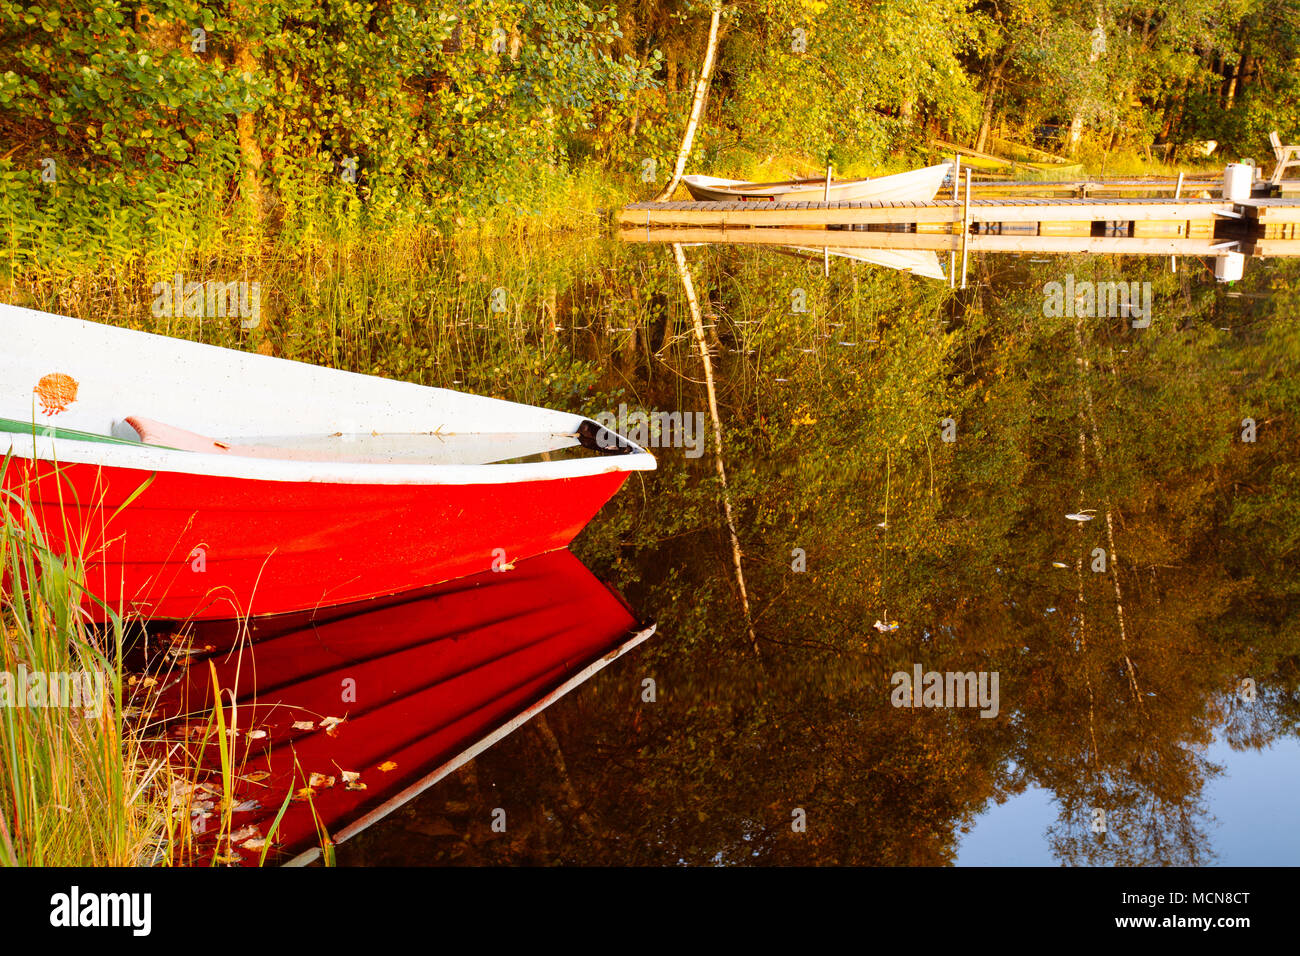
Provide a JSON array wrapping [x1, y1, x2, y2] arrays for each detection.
[[122, 416, 336, 461]]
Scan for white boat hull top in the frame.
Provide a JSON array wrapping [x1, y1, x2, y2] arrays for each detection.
[[0, 304, 655, 486], [682, 163, 953, 203]]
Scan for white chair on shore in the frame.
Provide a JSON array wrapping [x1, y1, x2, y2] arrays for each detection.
[[1269, 131, 1300, 185]]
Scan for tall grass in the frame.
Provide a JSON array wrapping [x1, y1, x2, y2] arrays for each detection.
[[0, 475, 170, 866], [0, 468, 344, 867]]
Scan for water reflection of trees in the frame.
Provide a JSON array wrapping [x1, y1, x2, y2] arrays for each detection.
[[342, 245, 1300, 866]]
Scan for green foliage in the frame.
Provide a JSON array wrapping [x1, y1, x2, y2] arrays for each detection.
[[256, 1, 654, 209], [717, 0, 980, 163], [974, 0, 1300, 157], [0, 0, 655, 266]]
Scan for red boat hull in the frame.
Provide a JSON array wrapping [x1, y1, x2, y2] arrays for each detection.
[[3, 459, 630, 621]]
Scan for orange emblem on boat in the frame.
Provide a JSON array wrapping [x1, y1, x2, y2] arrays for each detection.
[[34, 372, 79, 415]]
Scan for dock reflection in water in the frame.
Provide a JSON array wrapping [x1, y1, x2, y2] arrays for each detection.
[[150, 550, 653, 866], [628, 229, 1300, 285]]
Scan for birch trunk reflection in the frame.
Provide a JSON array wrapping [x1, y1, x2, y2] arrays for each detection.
[[671, 242, 760, 659]]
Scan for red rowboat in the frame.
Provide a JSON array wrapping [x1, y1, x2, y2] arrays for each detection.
[[1, 304, 655, 621]]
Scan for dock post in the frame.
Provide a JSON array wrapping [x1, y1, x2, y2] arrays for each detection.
[[1171, 172, 1184, 272], [824, 162, 832, 278], [949, 157, 960, 287], [960, 168, 972, 289]]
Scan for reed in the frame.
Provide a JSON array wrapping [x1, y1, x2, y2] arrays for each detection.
[[0, 471, 335, 866], [0, 471, 168, 866]]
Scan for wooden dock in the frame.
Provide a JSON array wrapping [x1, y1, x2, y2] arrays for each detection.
[[939, 177, 1295, 198], [618, 196, 1300, 240]]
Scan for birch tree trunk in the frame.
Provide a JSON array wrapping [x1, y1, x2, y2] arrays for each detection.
[[654, 2, 721, 202], [1068, 19, 1107, 155]]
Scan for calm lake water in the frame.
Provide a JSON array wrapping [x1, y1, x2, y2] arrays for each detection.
[[260, 231, 1296, 867]]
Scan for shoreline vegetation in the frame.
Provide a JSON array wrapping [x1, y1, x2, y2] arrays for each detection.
[[0, 481, 159, 866], [1, 483, 337, 868], [0, 474, 309, 867]]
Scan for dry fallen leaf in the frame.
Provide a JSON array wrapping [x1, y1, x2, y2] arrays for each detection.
[[308, 772, 336, 790], [377, 760, 398, 773], [319, 716, 345, 736], [291, 720, 315, 731], [342, 770, 366, 791]]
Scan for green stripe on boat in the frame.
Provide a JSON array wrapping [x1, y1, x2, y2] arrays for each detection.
[[0, 417, 175, 449]]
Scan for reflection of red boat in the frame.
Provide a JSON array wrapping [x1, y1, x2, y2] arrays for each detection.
[[1, 304, 654, 621], [153, 549, 654, 866]]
